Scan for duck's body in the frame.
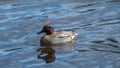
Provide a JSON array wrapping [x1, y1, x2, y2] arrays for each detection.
[[37, 24, 78, 45], [41, 31, 77, 44]]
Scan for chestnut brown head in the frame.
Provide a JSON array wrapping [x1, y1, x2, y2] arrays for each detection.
[[37, 24, 54, 35]]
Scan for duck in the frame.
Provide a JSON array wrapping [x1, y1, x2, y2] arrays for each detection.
[[37, 24, 78, 45]]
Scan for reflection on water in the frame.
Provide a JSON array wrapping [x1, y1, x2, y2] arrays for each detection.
[[37, 41, 75, 64], [0, 0, 120, 68], [37, 47, 56, 64]]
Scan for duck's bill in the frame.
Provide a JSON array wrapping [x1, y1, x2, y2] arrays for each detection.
[[36, 31, 43, 34]]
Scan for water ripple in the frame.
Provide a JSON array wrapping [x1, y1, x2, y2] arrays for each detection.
[[75, 3, 99, 9]]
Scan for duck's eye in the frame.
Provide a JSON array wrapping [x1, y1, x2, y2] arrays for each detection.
[[48, 26, 54, 30]]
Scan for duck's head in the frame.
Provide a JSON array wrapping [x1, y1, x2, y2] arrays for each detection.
[[37, 24, 54, 35]]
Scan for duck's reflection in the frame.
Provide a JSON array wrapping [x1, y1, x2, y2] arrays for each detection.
[[37, 41, 75, 64], [37, 47, 56, 64]]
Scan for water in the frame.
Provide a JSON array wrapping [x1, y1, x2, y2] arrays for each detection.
[[0, 0, 120, 68]]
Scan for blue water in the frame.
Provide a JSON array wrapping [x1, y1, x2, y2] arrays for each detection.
[[0, 0, 120, 68]]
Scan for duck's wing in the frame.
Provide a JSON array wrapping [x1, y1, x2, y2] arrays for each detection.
[[56, 31, 78, 39]]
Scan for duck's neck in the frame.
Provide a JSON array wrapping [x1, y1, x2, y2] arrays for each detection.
[[46, 30, 54, 35]]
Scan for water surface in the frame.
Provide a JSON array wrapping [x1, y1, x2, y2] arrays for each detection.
[[0, 0, 120, 68]]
